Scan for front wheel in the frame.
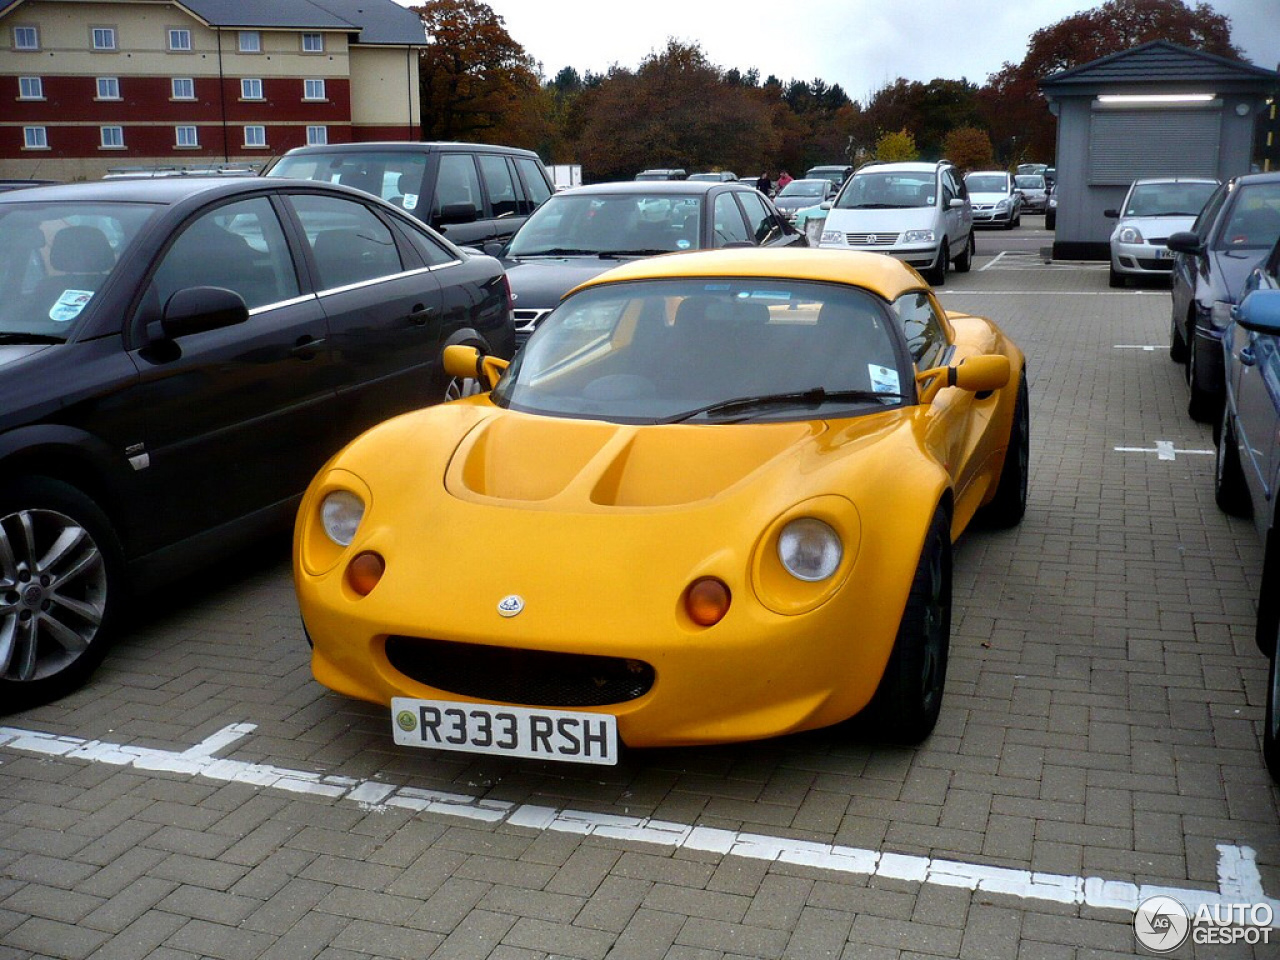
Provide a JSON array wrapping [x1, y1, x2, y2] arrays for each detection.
[[858, 509, 952, 744], [0, 478, 125, 711], [927, 244, 948, 286], [1187, 328, 1217, 423], [1214, 408, 1251, 517], [954, 232, 974, 273], [1169, 314, 1188, 363]]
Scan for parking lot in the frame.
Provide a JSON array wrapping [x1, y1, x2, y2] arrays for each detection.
[[2, 229, 1278, 960]]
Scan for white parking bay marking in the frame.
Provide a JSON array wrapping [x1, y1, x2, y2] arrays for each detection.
[[1114, 344, 1163, 351], [2, 722, 1276, 922], [1115, 441, 1214, 461]]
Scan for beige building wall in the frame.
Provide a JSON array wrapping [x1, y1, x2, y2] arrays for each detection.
[[349, 46, 420, 132]]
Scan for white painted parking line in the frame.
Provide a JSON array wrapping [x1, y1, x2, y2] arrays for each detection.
[[1116, 441, 1214, 461], [2, 721, 1276, 923], [978, 251, 1010, 272], [1114, 344, 1164, 351]]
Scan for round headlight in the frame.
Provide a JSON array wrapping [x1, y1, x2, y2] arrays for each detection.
[[321, 490, 365, 546], [777, 518, 843, 582], [1118, 226, 1144, 244]]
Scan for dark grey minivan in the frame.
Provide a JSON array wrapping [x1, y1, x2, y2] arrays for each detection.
[[265, 141, 555, 247]]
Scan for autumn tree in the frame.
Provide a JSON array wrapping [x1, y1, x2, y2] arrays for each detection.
[[942, 126, 995, 173], [876, 129, 919, 162], [410, 0, 549, 147], [862, 78, 984, 160]]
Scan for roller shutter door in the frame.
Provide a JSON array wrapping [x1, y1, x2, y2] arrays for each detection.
[[1088, 109, 1220, 185]]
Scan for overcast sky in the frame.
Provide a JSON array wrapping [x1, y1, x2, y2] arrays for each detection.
[[459, 0, 1278, 105]]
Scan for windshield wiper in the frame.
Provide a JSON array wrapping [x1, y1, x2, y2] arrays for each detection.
[[660, 387, 906, 424], [599, 249, 671, 257], [514, 247, 600, 257], [0, 332, 66, 345]]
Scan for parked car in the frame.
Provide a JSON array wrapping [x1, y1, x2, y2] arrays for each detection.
[[964, 171, 1022, 229], [1013, 174, 1049, 213], [293, 248, 1028, 762], [1168, 171, 1280, 422], [687, 172, 738, 182], [0, 177, 514, 708], [263, 141, 555, 248], [634, 169, 688, 181], [492, 180, 805, 343], [805, 164, 854, 189], [818, 160, 974, 285], [1105, 177, 1219, 287], [772, 178, 838, 221], [1212, 237, 1280, 781]]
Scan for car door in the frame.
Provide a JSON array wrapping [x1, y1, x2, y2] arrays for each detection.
[[1173, 182, 1228, 341], [941, 169, 969, 258], [710, 191, 753, 247], [286, 190, 446, 439], [126, 193, 335, 551], [735, 189, 804, 247], [1232, 320, 1280, 518], [427, 151, 492, 246]]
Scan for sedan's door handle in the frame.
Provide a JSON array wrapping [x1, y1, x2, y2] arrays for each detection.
[[291, 335, 325, 359], [1240, 347, 1256, 367], [408, 304, 437, 326]]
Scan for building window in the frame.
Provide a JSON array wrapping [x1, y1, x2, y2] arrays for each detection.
[[23, 126, 48, 149], [301, 33, 323, 53], [303, 78, 325, 101], [13, 26, 38, 50], [92, 27, 117, 51], [96, 77, 120, 100], [100, 126, 124, 149], [306, 126, 327, 145], [241, 78, 263, 100], [176, 125, 199, 148], [238, 30, 260, 53], [168, 28, 191, 51], [172, 77, 194, 100], [243, 125, 266, 148], [18, 76, 43, 99]]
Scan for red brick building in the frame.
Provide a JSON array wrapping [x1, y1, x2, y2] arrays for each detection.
[[1, 0, 427, 180]]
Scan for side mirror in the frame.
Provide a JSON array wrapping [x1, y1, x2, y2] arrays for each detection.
[[482, 240, 506, 258], [1166, 231, 1203, 255], [819, 201, 832, 211], [443, 343, 509, 392], [1236, 290, 1280, 334], [916, 354, 1011, 403], [948, 198, 966, 209], [1104, 209, 1119, 219], [436, 202, 479, 226], [160, 286, 248, 339]]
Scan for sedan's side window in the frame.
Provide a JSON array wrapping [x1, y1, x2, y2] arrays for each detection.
[[151, 197, 299, 311], [291, 194, 404, 290], [893, 292, 950, 369], [736, 190, 781, 245], [712, 192, 751, 246]]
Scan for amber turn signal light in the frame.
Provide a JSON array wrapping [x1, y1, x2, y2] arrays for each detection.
[[685, 577, 731, 626], [346, 551, 385, 596]]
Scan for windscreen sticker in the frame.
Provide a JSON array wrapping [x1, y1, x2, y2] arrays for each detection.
[[676, 238, 691, 249], [401, 193, 418, 210], [49, 290, 94, 323], [868, 364, 900, 394]]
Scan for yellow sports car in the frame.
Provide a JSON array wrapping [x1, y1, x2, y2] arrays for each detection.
[[294, 248, 1027, 765]]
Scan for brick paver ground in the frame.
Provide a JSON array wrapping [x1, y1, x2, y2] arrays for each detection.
[[2, 251, 1277, 960]]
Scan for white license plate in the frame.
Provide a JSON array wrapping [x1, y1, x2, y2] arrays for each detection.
[[391, 697, 618, 765], [1157, 247, 1174, 259]]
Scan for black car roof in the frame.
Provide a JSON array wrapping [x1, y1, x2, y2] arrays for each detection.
[[0, 176, 377, 206]]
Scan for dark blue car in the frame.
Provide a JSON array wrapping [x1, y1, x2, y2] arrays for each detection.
[[1214, 234, 1280, 781]]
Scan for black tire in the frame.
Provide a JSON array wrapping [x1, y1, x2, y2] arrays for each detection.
[[981, 372, 1029, 527], [1108, 265, 1125, 288], [1187, 328, 1216, 423], [0, 478, 125, 711], [954, 232, 974, 273], [1266, 624, 1280, 783], [859, 509, 951, 744], [927, 244, 948, 286], [1044, 211, 1054, 230], [1214, 409, 1251, 517], [1169, 314, 1188, 363]]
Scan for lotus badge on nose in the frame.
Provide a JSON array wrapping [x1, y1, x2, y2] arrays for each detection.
[[497, 595, 524, 617]]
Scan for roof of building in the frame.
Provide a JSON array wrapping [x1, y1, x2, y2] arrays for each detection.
[[0, 0, 427, 46], [1040, 40, 1279, 95]]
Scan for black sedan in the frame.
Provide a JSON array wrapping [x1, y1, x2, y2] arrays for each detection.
[[0, 177, 514, 707], [488, 181, 806, 342], [1168, 171, 1280, 422]]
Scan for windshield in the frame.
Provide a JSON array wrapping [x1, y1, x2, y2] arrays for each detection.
[[1215, 181, 1280, 251], [0, 201, 159, 339], [966, 175, 1008, 194], [506, 193, 703, 256], [1125, 182, 1218, 218], [492, 277, 908, 423], [1014, 176, 1045, 190], [266, 151, 429, 210], [778, 180, 827, 198], [834, 171, 935, 210]]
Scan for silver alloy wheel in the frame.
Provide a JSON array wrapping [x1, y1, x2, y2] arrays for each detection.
[[0, 507, 107, 683], [444, 376, 481, 402]]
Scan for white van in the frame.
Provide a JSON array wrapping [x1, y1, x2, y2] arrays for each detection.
[[817, 160, 974, 284]]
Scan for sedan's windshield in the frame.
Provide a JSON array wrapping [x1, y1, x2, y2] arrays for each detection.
[[1014, 176, 1045, 190], [0, 201, 159, 338], [965, 175, 1008, 194], [777, 180, 827, 198], [834, 172, 934, 210], [1124, 181, 1218, 218], [1214, 181, 1280, 251], [492, 278, 908, 423], [506, 193, 703, 256]]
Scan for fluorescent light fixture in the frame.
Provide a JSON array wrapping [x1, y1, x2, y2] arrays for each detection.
[[1097, 94, 1216, 103]]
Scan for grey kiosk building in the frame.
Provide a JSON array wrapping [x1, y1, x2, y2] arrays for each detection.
[[1039, 40, 1279, 260]]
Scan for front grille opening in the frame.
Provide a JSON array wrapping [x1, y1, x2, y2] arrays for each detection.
[[384, 636, 655, 707]]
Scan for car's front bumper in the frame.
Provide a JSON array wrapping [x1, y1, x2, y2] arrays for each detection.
[[1112, 240, 1176, 276]]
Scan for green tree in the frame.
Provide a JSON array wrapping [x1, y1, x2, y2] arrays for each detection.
[[876, 129, 919, 162]]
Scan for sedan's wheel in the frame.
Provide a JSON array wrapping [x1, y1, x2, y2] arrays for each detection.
[[1214, 409, 1251, 517], [1169, 314, 1188, 363], [955, 232, 974, 273], [1108, 265, 1125, 288], [981, 373, 1029, 527], [1266, 624, 1280, 783], [1187, 329, 1216, 423], [0, 479, 123, 711], [859, 509, 951, 743]]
